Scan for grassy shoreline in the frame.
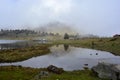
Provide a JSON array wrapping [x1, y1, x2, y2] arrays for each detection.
[[0, 66, 106, 80], [0, 38, 119, 80], [0, 44, 50, 63], [0, 37, 120, 62], [53, 38, 120, 55]]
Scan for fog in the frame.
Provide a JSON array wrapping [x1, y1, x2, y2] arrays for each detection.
[[0, 0, 120, 36]]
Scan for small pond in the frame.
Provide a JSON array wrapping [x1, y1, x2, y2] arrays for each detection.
[[0, 43, 120, 71]]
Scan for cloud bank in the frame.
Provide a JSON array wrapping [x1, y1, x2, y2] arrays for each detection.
[[0, 0, 120, 36]]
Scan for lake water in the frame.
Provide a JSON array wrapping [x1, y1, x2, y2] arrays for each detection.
[[0, 40, 37, 50], [0, 42, 120, 71], [0, 40, 23, 44]]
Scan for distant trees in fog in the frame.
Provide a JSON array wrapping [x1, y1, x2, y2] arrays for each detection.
[[0, 29, 60, 38], [0, 29, 37, 37], [0, 29, 100, 39]]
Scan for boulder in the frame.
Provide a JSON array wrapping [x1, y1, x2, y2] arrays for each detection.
[[47, 65, 64, 74], [39, 71, 49, 77], [92, 62, 120, 80], [34, 71, 49, 80]]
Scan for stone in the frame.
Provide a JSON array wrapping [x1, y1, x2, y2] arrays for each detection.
[[47, 65, 64, 74], [40, 71, 49, 77], [92, 62, 120, 80]]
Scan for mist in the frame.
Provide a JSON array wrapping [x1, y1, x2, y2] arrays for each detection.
[[0, 0, 120, 37]]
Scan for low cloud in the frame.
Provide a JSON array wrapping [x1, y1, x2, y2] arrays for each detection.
[[0, 0, 120, 36]]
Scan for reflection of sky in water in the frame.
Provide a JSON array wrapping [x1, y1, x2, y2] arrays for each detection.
[[0, 40, 23, 44], [0, 45, 120, 71], [50, 45, 118, 59]]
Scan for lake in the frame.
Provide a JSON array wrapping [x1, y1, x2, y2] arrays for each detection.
[[0, 41, 120, 71], [0, 40, 37, 50]]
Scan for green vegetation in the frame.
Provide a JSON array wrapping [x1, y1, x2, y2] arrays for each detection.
[[41, 70, 101, 80], [0, 44, 50, 62], [0, 66, 107, 80], [0, 37, 119, 80], [64, 33, 69, 39], [53, 37, 120, 55], [0, 66, 40, 80]]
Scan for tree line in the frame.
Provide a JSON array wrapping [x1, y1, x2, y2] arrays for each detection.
[[0, 29, 60, 38]]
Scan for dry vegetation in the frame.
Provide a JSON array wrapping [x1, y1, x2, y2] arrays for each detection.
[[0, 44, 50, 62]]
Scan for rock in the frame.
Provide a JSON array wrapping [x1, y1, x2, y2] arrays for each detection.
[[40, 71, 49, 77], [113, 34, 120, 38], [92, 62, 120, 80], [47, 65, 64, 74], [96, 53, 98, 55], [83, 66, 89, 70], [84, 64, 88, 66]]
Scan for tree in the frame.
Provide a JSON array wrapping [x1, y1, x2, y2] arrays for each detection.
[[64, 33, 69, 39]]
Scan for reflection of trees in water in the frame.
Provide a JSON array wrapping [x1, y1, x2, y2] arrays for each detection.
[[0, 44, 17, 50], [64, 44, 69, 51], [0, 42, 34, 50], [56, 44, 59, 47], [49, 45, 70, 57]]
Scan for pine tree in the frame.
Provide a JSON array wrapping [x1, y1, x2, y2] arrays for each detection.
[[64, 33, 69, 39]]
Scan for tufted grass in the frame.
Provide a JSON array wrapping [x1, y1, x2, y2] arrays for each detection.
[[0, 44, 50, 62]]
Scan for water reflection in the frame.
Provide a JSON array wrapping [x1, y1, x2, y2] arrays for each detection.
[[56, 44, 59, 47], [0, 45, 120, 71], [64, 44, 69, 51], [0, 40, 37, 50]]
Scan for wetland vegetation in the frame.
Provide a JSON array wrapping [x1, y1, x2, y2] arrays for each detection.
[[0, 37, 120, 80], [1, 0, 120, 79], [0, 44, 50, 62], [53, 37, 120, 55], [0, 66, 107, 80]]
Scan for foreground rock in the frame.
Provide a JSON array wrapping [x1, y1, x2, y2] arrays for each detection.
[[92, 62, 120, 80], [47, 65, 64, 74]]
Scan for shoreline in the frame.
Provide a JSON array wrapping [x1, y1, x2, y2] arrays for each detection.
[[0, 44, 51, 63], [0, 37, 120, 63], [0, 65, 102, 80], [53, 38, 120, 55], [0, 38, 119, 80]]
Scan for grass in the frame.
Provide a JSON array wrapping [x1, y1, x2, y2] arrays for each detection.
[[53, 37, 120, 55], [0, 38, 119, 80], [0, 66, 108, 80], [0, 44, 50, 62], [0, 37, 119, 62], [0, 66, 40, 80], [41, 70, 102, 80]]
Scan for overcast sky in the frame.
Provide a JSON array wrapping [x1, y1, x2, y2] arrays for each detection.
[[0, 0, 120, 36]]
